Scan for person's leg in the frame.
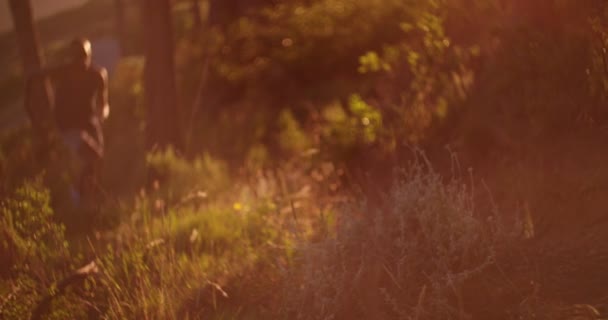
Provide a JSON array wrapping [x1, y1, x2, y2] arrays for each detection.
[[79, 146, 102, 203], [78, 124, 104, 208], [60, 130, 85, 205]]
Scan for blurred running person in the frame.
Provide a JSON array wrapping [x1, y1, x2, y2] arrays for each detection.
[[31, 38, 110, 204]]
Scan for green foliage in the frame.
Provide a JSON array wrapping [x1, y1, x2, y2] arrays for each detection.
[[181, 0, 432, 160], [96, 152, 317, 319], [146, 147, 230, 204], [348, 94, 382, 143], [278, 109, 311, 154], [1, 179, 68, 270], [358, 51, 391, 73], [0, 180, 83, 320], [0, 152, 306, 319], [353, 1, 478, 144], [319, 94, 383, 157], [180, 0, 478, 160]]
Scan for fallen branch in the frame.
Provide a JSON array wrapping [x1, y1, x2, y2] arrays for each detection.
[[30, 260, 99, 320]]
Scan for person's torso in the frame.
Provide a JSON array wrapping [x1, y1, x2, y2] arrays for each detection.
[[53, 65, 101, 131]]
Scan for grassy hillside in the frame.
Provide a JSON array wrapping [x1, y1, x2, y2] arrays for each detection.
[[2, 0, 608, 319]]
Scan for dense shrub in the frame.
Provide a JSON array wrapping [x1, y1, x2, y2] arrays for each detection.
[[145, 147, 230, 205], [0, 180, 85, 320]]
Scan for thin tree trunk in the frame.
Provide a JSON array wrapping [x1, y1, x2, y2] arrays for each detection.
[[142, 0, 181, 150], [8, 0, 53, 140], [8, 0, 43, 75]]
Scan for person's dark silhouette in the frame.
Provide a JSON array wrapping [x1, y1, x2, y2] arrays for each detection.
[[37, 38, 110, 203]]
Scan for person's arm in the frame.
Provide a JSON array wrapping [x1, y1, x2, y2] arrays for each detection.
[[97, 68, 110, 121]]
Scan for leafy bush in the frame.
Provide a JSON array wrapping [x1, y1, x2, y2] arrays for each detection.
[[1, 179, 68, 265], [0, 180, 83, 320], [180, 0, 455, 161], [146, 147, 230, 205]]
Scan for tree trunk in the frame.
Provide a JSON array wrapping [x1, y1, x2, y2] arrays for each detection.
[[114, 0, 128, 56], [142, 0, 181, 150], [8, 0, 53, 139]]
